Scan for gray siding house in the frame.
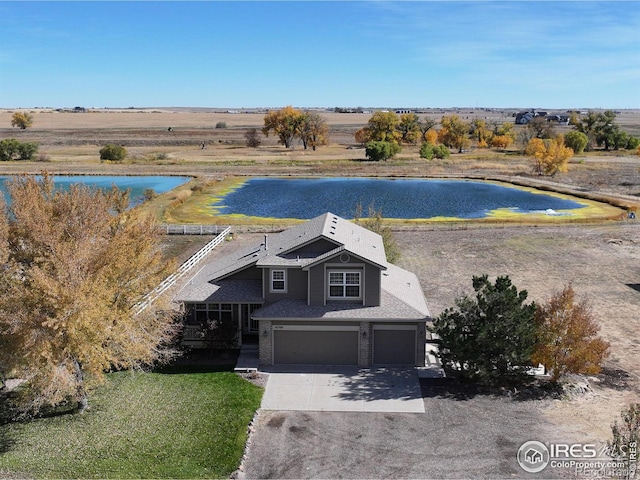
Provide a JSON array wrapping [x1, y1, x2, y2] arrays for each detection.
[[174, 212, 431, 367]]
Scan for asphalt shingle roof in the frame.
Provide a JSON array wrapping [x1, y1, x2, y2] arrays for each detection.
[[174, 212, 430, 320]]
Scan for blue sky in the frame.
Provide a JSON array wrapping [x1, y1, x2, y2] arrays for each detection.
[[1, 1, 638, 109]]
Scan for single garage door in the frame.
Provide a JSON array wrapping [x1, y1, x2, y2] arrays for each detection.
[[373, 325, 417, 365], [273, 326, 359, 365]]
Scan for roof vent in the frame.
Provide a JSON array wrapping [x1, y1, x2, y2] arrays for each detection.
[[264, 234, 268, 250]]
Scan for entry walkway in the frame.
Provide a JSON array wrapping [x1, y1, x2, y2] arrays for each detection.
[[260, 366, 425, 413]]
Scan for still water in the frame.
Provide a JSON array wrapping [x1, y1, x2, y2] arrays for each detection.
[[214, 177, 585, 219], [0, 175, 191, 206]]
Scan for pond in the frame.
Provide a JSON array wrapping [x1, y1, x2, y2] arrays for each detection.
[[0, 175, 191, 206], [213, 177, 587, 220]]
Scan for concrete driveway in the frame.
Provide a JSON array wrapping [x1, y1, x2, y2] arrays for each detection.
[[259, 366, 425, 413]]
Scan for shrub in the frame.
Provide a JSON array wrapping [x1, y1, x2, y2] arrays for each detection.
[[244, 128, 262, 148], [420, 143, 450, 160], [0, 139, 38, 161], [420, 142, 435, 160], [564, 131, 589, 154], [431, 275, 538, 386], [17, 142, 38, 160], [532, 284, 609, 382], [433, 144, 450, 159], [215, 121, 227, 129], [608, 403, 640, 477], [0, 139, 21, 161], [365, 140, 400, 161], [626, 136, 640, 150], [143, 189, 157, 201], [99, 144, 127, 161]]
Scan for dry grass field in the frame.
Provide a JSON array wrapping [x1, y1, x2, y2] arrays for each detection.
[[1, 107, 640, 448]]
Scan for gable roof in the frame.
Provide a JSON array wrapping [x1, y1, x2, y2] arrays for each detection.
[[180, 212, 387, 287], [174, 213, 430, 320]]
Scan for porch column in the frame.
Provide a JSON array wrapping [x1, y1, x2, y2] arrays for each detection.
[[358, 321, 371, 367], [258, 320, 273, 366]]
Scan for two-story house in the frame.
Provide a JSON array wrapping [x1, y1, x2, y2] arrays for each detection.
[[174, 212, 431, 367]]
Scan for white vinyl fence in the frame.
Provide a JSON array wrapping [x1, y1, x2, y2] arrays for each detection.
[[133, 226, 231, 315]]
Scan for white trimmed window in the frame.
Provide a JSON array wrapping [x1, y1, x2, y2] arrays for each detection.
[[271, 269, 286, 292], [328, 270, 361, 299]]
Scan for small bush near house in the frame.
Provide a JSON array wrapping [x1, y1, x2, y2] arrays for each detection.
[[215, 121, 227, 129], [99, 144, 127, 161], [431, 275, 538, 386]]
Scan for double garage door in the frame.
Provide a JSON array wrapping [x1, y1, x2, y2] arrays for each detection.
[[273, 326, 359, 365], [272, 324, 417, 366]]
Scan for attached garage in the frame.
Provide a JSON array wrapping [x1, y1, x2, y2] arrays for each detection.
[[273, 325, 359, 365], [373, 325, 417, 365]]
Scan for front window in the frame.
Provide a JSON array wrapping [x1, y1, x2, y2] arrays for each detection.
[[271, 269, 286, 292], [328, 270, 361, 299]]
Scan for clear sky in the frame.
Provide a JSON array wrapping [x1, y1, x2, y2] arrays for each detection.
[[1, 1, 639, 109]]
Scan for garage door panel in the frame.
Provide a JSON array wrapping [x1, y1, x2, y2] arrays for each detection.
[[374, 329, 416, 365], [274, 330, 358, 365]]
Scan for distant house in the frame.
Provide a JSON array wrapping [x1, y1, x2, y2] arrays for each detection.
[[515, 111, 535, 125], [174, 213, 431, 367]]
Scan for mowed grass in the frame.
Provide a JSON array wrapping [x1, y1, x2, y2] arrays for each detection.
[[0, 370, 263, 479]]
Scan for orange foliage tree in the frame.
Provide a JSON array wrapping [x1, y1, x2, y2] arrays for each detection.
[[532, 284, 610, 382]]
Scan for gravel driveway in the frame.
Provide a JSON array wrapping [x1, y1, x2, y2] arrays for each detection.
[[241, 379, 578, 479]]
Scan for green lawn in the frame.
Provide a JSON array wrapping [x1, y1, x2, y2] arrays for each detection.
[[0, 370, 263, 479]]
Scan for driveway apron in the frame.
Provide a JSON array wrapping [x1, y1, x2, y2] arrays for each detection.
[[259, 366, 425, 413]]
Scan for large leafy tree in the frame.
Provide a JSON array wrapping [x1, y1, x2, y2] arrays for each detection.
[[298, 111, 329, 151], [532, 285, 609, 382], [397, 113, 421, 145], [366, 111, 402, 144], [431, 275, 538, 386], [0, 174, 178, 416], [438, 115, 470, 153], [262, 105, 304, 148], [570, 110, 620, 151]]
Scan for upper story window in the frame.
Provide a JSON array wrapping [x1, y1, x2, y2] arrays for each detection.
[[271, 269, 286, 292], [328, 270, 361, 299]]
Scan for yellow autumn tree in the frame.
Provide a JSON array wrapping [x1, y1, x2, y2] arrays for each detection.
[[0, 174, 178, 415], [438, 115, 470, 153], [262, 105, 304, 148], [532, 284, 610, 382], [525, 135, 573, 176], [425, 129, 438, 145]]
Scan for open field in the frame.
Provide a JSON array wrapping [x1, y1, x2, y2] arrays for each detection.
[[0, 109, 638, 202]]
